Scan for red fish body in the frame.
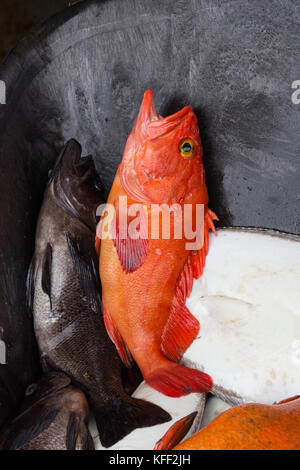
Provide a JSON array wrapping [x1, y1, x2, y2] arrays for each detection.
[[97, 90, 218, 397]]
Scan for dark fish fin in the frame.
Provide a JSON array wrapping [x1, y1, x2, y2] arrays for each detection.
[[81, 426, 95, 450], [122, 360, 143, 396], [41, 243, 53, 307], [1, 406, 59, 450], [154, 412, 197, 450], [93, 396, 171, 448], [66, 412, 94, 450], [66, 232, 101, 313], [113, 202, 148, 273], [66, 412, 78, 449], [26, 254, 36, 312]]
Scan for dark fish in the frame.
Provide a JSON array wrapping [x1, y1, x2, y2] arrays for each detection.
[[27, 139, 170, 447], [0, 371, 94, 450]]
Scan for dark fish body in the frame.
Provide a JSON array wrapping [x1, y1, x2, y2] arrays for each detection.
[[28, 140, 170, 447], [0, 372, 93, 450]]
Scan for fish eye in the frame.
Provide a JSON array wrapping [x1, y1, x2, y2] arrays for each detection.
[[25, 383, 38, 396], [179, 139, 195, 159], [94, 178, 103, 191]]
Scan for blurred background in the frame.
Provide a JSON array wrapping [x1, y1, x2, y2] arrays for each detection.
[[0, 0, 82, 63]]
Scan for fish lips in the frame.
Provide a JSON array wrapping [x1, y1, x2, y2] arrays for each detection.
[[51, 139, 104, 231]]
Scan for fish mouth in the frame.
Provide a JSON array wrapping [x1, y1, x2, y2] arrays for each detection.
[[51, 139, 99, 183], [137, 89, 161, 125], [51, 139, 103, 232], [51, 139, 82, 180], [136, 90, 194, 138]]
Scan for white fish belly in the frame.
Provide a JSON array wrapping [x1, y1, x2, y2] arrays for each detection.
[[184, 229, 300, 405]]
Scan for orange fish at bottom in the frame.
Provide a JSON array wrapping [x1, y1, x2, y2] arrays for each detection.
[[155, 396, 300, 450], [97, 90, 218, 397]]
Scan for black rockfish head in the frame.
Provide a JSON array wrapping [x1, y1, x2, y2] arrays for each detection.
[[0, 371, 94, 450], [51, 139, 104, 232], [21, 371, 71, 410]]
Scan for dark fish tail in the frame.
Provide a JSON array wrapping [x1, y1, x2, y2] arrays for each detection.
[[93, 395, 171, 448]]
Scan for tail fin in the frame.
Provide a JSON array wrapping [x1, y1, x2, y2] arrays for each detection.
[[146, 362, 212, 397], [154, 412, 197, 450], [93, 396, 171, 448]]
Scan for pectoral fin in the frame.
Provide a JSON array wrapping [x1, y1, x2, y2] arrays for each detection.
[[0, 405, 59, 450], [41, 244, 53, 306], [66, 412, 94, 450], [26, 254, 36, 312], [66, 232, 101, 314], [112, 202, 148, 273]]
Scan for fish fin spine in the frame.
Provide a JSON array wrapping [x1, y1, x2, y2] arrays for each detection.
[[176, 207, 218, 306], [190, 207, 218, 281], [145, 362, 213, 397], [102, 303, 132, 367]]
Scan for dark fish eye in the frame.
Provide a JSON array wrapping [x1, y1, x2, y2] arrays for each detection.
[[25, 383, 38, 396], [94, 178, 103, 191], [179, 139, 195, 158]]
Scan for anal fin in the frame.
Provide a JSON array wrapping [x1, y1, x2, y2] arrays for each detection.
[[103, 304, 132, 367], [161, 298, 200, 362]]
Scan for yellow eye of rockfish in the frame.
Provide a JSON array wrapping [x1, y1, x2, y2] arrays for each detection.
[[179, 139, 195, 158]]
